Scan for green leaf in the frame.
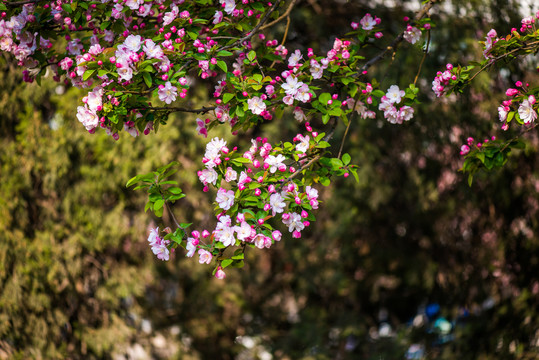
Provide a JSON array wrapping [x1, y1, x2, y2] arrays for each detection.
[[221, 259, 234, 268], [126, 175, 140, 188], [317, 141, 331, 148], [247, 50, 256, 62], [154, 199, 164, 211], [217, 50, 234, 57], [342, 153, 351, 165], [82, 69, 96, 81], [318, 92, 331, 105], [142, 72, 152, 88], [61, 3, 72, 13], [320, 177, 331, 186], [223, 93, 234, 104], [216, 60, 227, 72], [168, 187, 183, 195]]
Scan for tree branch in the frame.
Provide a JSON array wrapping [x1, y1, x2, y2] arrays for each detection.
[[358, 0, 438, 75]]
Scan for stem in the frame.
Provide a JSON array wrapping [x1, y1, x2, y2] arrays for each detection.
[[164, 202, 182, 229], [468, 41, 539, 83], [414, 29, 431, 86], [358, 0, 438, 75], [146, 105, 216, 114], [260, 0, 298, 30], [219, 0, 282, 52]]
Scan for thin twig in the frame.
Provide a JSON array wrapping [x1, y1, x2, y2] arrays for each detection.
[[260, 0, 298, 30], [468, 41, 539, 83], [219, 0, 282, 52], [413, 29, 431, 86], [165, 202, 182, 229], [147, 105, 216, 114], [358, 0, 438, 75], [3, 0, 42, 6]]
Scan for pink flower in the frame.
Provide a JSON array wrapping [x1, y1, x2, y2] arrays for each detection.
[[198, 249, 212, 264], [247, 96, 266, 115], [360, 13, 377, 30], [215, 267, 226, 279], [518, 99, 537, 124], [158, 81, 178, 104], [403, 25, 421, 44], [216, 188, 235, 210]]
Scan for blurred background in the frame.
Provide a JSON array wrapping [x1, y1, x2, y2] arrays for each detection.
[[1, 0, 539, 359]]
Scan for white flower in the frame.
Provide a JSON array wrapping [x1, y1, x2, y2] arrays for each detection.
[[151, 243, 170, 261], [124, 34, 142, 52], [360, 13, 377, 30], [295, 134, 310, 153], [518, 99, 537, 124], [199, 168, 218, 185], [117, 65, 133, 81], [247, 96, 266, 115], [288, 49, 303, 67], [213, 10, 223, 24], [235, 221, 252, 241], [282, 212, 305, 233], [158, 81, 178, 104], [294, 84, 310, 103], [216, 188, 235, 210], [86, 87, 103, 112], [281, 76, 301, 96], [385, 85, 405, 104], [148, 227, 160, 247], [198, 249, 212, 264], [265, 154, 286, 173], [185, 237, 196, 257], [498, 105, 508, 122], [216, 225, 236, 247], [398, 106, 414, 122], [403, 26, 422, 44], [76, 105, 99, 131], [225, 167, 237, 182], [269, 193, 286, 215], [143, 39, 163, 59]]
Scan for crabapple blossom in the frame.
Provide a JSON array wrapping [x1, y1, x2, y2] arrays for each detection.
[[216, 188, 235, 210], [518, 99, 537, 124], [158, 82, 178, 104]]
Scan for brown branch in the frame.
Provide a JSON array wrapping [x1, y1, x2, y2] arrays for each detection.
[[165, 202, 182, 229], [3, 0, 42, 6], [147, 105, 216, 114], [260, 0, 298, 30], [358, 0, 438, 75], [413, 29, 431, 86], [218, 0, 282, 52], [468, 40, 539, 83]]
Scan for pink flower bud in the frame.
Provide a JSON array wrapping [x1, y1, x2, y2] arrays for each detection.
[[215, 268, 226, 279], [292, 231, 301, 238], [272, 230, 282, 241], [506, 88, 519, 96], [257, 219, 264, 225], [202, 230, 210, 238], [264, 204, 271, 211], [254, 188, 262, 196], [236, 213, 245, 223]]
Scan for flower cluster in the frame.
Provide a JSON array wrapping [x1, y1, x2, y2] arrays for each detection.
[[378, 85, 414, 124], [432, 63, 456, 98], [497, 81, 538, 131], [148, 227, 171, 261]]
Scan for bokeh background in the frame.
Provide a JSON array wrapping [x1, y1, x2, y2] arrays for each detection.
[[1, 0, 539, 359]]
